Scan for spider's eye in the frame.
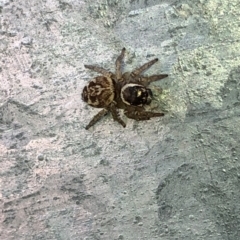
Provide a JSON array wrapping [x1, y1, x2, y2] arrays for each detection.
[[146, 89, 153, 105]]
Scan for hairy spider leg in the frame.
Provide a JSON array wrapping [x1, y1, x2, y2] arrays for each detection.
[[85, 109, 108, 130], [84, 65, 113, 78], [124, 106, 164, 121], [139, 74, 168, 85], [108, 103, 126, 128], [131, 58, 159, 77], [115, 47, 126, 80]]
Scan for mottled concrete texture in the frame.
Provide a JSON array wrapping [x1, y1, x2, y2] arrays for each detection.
[[0, 0, 240, 239]]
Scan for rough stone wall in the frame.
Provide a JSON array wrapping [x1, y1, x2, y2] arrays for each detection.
[[0, 0, 240, 239]]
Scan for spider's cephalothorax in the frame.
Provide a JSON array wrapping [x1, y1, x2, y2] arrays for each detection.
[[120, 84, 153, 106], [82, 48, 168, 129]]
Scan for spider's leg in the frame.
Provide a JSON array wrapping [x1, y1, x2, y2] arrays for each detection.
[[84, 65, 113, 78], [131, 58, 158, 77], [124, 106, 164, 121], [108, 102, 126, 128], [138, 74, 168, 86], [85, 109, 108, 130], [115, 47, 126, 80]]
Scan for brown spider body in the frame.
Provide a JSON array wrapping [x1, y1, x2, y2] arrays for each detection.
[[82, 76, 115, 108], [82, 48, 168, 129]]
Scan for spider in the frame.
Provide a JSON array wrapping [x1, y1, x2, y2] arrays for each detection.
[[82, 48, 168, 129]]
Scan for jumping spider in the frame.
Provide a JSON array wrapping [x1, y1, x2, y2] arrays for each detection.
[[82, 48, 168, 129]]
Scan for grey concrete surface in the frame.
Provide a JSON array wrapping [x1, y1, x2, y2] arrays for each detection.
[[0, 0, 240, 239]]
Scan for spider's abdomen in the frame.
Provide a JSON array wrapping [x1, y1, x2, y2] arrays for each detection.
[[82, 76, 115, 108], [120, 83, 153, 106]]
